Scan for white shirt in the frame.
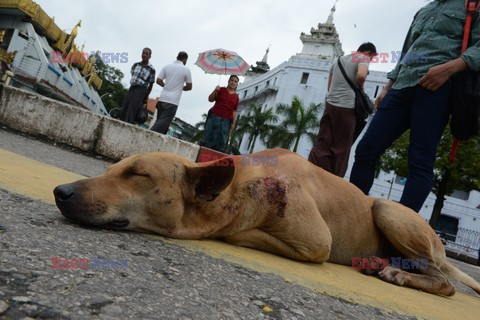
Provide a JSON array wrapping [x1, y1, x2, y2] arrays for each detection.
[[158, 60, 192, 106]]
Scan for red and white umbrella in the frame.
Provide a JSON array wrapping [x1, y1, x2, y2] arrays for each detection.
[[195, 48, 249, 76]]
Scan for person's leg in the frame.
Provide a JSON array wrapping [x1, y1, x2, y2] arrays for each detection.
[[202, 114, 230, 152], [132, 87, 147, 123], [121, 87, 134, 123], [308, 103, 335, 173], [400, 83, 452, 212], [201, 112, 216, 148], [349, 87, 412, 194], [329, 106, 356, 177], [217, 117, 233, 153], [150, 102, 178, 134], [122, 86, 146, 124], [156, 101, 164, 120]]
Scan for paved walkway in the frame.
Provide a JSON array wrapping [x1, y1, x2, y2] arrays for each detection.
[[1, 147, 479, 319]]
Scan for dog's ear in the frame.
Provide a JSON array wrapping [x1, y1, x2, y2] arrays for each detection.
[[185, 157, 235, 201]]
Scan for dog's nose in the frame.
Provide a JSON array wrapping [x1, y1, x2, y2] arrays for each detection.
[[53, 184, 75, 201]]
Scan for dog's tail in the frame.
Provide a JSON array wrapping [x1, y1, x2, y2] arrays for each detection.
[[441, 261, 480, 295]]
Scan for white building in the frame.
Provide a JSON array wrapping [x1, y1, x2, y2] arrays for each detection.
[[0, 1, 108, 116], [237, 5, 387, 159], [236, 5, 480, 258]]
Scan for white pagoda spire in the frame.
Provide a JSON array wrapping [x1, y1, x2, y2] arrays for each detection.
[[261, 47, 270, 63], [298, 1, 343, 60], [326, 3, 336, 25]]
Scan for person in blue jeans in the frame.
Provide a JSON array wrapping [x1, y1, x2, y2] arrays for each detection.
[[349, 0, 480, 213]]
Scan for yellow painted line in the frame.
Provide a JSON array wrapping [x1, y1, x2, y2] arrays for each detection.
[[1, 147, 479, 319], [154, 237, 480, 320], [0, 148, 84, 204]]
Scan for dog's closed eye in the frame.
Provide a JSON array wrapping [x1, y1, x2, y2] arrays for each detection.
[[122, 167, 151, 179]]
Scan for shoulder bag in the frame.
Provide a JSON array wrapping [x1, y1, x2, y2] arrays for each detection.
[[337, 57, 374, 121], [136, 104, 149, 124]]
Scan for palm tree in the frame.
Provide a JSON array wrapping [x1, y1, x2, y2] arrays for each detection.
[[190, 113, 208, 143], [237, 102, 278, 153], [229, 114, 250, 151], [266, 96, 323, 152]]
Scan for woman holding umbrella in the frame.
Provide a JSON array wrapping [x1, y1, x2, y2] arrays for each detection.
[[201, 75, 239, 153]]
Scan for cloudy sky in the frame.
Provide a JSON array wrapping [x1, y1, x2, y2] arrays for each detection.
[[35, 0, 430, 125]]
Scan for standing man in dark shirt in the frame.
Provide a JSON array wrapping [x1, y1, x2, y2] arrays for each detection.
[[121, 48, 156, 123], [350, 0, 480, 213]]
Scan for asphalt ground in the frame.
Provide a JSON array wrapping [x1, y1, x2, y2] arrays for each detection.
[[0, 127, 479, 320]]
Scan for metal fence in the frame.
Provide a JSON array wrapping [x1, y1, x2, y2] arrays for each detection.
[[438, 227, 480, 258]]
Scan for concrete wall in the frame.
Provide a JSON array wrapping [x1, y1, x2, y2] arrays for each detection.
[[0, 85, 200, 161]]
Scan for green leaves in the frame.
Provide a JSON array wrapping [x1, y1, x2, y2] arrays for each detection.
[[240, 102, 279, 153], [378, 130, 480, 196], [93, 54, 128, 117], [190, 113, 209, 143], [378, 128, 480, 227], [266, 97, 323, 152]]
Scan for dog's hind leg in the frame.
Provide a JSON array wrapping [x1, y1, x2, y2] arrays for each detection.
[[370, 199, 457, 296]]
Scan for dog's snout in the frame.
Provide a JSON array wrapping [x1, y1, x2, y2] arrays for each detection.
[[54, 184, 75, 201]]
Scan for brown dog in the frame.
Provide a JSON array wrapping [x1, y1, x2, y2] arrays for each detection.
[[54, 149, 480, 297]]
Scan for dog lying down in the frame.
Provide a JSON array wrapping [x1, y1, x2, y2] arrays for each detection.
[[54, 149, 480, 297]]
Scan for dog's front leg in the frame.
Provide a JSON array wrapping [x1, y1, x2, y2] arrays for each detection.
[[223, 229, 330, 263]]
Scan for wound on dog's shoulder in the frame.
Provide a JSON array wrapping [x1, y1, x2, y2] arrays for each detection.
[[263, 177, 287, 218], [248, 178, 287, 218]]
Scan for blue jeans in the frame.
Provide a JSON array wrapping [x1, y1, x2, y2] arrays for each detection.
[[349, 83, 452, 212]]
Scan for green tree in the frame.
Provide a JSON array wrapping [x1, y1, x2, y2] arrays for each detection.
[[230, 114, 251, 151], [266, 96, 323, 152], [93, 54, 128, 117], [239, 102, 278, 153], [378, 130, 480, 229], [190, 113, 208, 143]]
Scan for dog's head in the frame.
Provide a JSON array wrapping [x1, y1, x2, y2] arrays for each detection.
[[53, 152, 235, 235]]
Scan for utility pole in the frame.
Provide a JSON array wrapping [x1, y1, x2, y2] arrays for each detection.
[[387, 175, 395, 199]]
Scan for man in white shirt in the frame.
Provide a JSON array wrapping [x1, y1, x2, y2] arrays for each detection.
[[151, 51, 193, 134]]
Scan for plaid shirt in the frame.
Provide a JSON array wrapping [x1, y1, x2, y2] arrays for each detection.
[[130, 62, 156, 87], [388, 0, 480, 90]]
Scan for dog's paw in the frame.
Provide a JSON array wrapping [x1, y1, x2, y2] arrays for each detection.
[[360, 256, 387, 276], [378, 267, 406, 286]]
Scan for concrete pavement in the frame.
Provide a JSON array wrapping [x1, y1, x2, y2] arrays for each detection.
[[1, 146, 479, 319]]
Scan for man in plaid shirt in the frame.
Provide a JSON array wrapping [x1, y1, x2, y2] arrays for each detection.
[[121, 48, 156, 123]]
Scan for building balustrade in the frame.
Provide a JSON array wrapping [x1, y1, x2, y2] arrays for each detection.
[[240, 84, 279, 103]]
